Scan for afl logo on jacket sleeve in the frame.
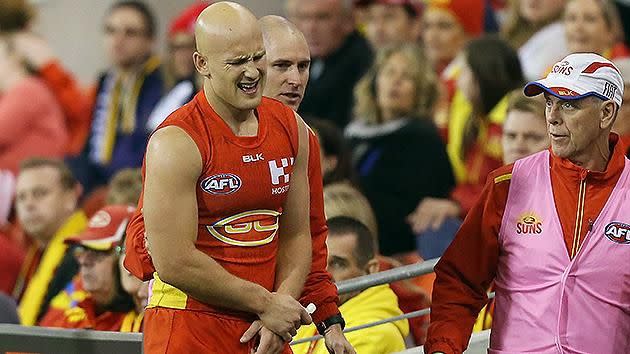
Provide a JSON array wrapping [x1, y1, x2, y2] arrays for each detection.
[[200, 174, 242, 195], [604, 222, 630, 244]]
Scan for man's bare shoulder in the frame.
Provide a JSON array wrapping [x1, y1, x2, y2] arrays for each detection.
[[147, 127, 202, 177]]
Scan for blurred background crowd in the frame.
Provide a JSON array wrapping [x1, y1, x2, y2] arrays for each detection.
[[1, 0, 630, 350]]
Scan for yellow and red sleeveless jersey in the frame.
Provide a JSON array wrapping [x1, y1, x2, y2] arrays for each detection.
[[125, 92, 299, 316]]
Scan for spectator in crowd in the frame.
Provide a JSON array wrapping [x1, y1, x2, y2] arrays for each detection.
[[324, 182, 378, 237], [292, 217, 409, 354], [118, 248, 148, 332], [347, 44, 454, 259], [322, 181, 432, 345], [287, 0, 373, 128], [613, 59, 630, 154], [502, 92, 549, 164], [502, 0, 568, 81], [422, 0, 485, 76], [425, 52, 629, 354], [14, 158, 87, 326], [39, 205, 139, 331], [146, 1, 210, 132], [68, 1, 165, 194], [355, 0, 423, 51], [564, 0, 630, 60], [309, 119, 357, 187], [0, 34, 67, 175], [409, 36, 524, 234], [7, 0, 92, 158], [422, 0, 486, 134], [105, 168, 142, 206]]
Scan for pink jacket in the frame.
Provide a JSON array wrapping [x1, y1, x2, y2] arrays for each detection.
[[492, 150, 630, 353]]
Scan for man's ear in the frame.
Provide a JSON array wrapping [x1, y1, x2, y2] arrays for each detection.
[[600, 100, 617, 130], [365, 258, 379, 275], [193, 52, 210, 77]]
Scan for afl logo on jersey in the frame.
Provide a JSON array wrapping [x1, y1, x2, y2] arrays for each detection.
[[207, 209, 281, 247], [605, 222, 630, 244], [201, 174, 242, 195]]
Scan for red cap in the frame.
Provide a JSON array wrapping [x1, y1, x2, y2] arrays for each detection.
[[66, 205, 136, 251], [168, 1, 211, 37], [355, 0, 423, 17], [426, 0, 484, 36]]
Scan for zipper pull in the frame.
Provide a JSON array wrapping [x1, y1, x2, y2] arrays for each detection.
[[588, 219, 594, 231]]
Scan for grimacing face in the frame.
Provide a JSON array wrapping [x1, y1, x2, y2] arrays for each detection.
[[198, 33, 267, 112], [263, 32, 310, 110]]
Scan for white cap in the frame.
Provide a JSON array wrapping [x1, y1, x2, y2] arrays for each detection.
[[524, 53, 624, 107]]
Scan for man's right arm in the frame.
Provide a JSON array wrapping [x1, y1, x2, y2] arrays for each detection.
[[144, 126, 307, 339], [424, 165, 512, 354]]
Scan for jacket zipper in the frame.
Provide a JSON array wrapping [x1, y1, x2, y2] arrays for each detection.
[[570, 172, 588, 259]]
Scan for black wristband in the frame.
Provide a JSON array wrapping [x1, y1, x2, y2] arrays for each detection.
[[316, 313, 346, 335]]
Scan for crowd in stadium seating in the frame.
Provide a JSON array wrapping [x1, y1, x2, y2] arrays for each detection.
[[1, 0, 630, 351]]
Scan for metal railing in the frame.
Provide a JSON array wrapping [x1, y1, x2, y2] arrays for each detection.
[[0, 258, 442, 354]]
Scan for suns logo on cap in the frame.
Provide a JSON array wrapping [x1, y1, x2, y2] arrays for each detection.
[[89, 211, 111, 228], [516, 213, 543, 235], [551, 60, 573, 76]]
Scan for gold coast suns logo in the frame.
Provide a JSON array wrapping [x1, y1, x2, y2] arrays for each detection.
[[516, 212, 543, 235], [207, 210, 281, 247]]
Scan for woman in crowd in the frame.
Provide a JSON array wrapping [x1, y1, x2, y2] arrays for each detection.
[[502, 0, 568, 81], [564, 0, 629, 59], [346, 43, 454, 260], [309, 118, 357, 188], [613, 59, 630, 155], [408, 36, 524, 235]]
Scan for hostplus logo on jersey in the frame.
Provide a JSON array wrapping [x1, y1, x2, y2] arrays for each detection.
[[516, 212, 543, 235], [200, 173, 242, 195], [268, 157, 294, 195]]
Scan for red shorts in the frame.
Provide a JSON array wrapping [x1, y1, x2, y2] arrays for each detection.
[[143, 307, 292, 354]]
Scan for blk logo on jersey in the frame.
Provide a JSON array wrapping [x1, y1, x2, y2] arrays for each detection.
[[207, 209, 281, 247], [200, 173, 242, 195], [604, 222, 630, 244], [243, 153, 264, 163], [516, 213, 543, 235]]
